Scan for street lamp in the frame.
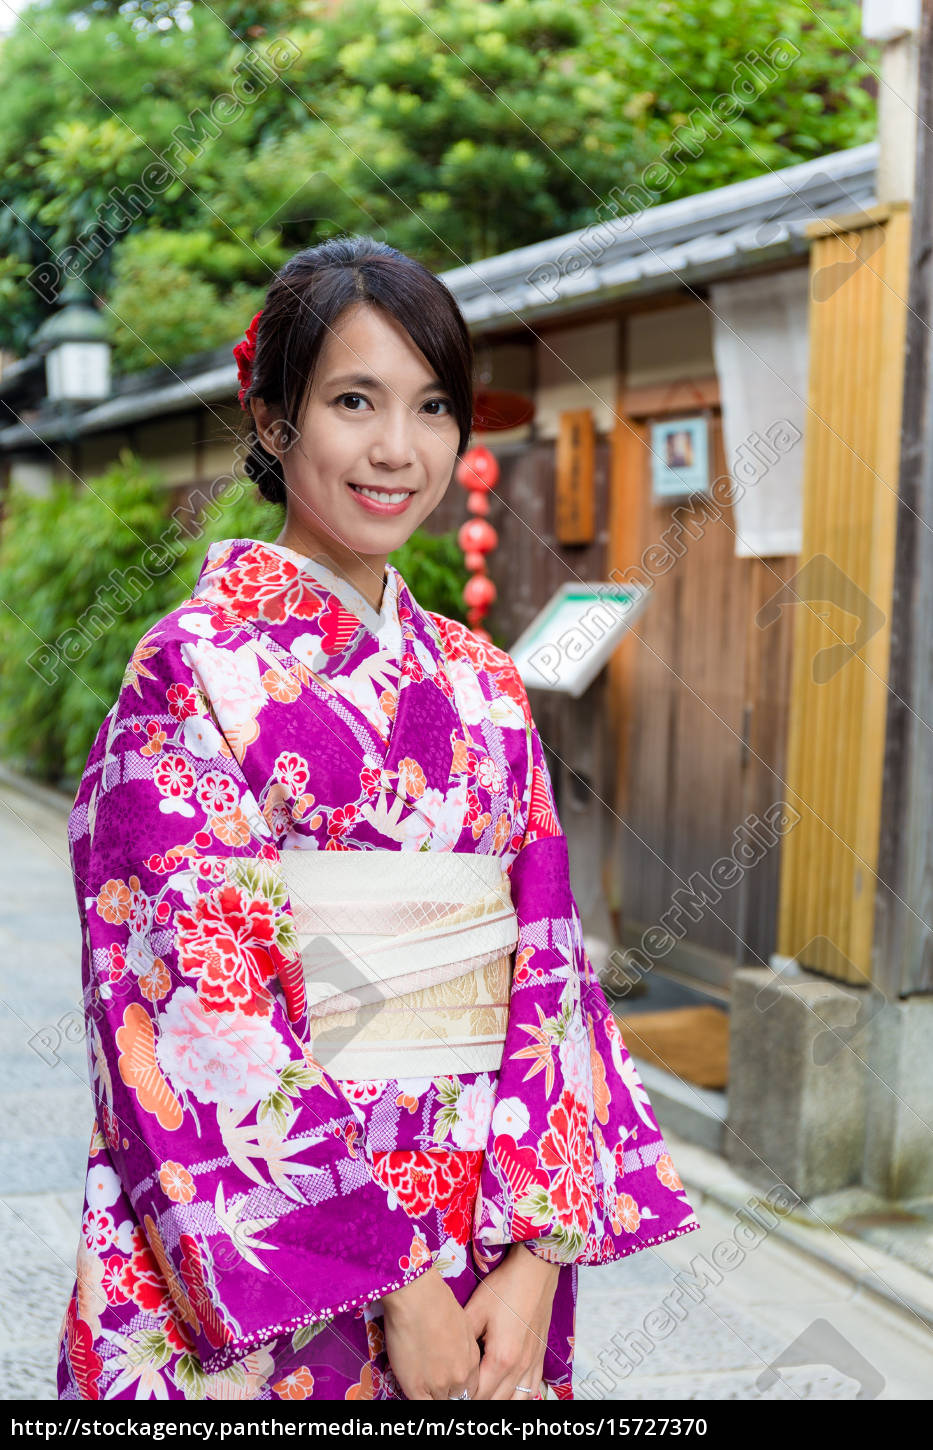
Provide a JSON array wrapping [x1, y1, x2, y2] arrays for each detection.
[[33, 276, 111, 406]]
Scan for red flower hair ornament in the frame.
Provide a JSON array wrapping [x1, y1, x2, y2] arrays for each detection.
[[233, 310, 263, 409]]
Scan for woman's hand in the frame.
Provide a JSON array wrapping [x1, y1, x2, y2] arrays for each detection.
[[463, 1243, 561, 1400], [382, 1265, 481, 1400]]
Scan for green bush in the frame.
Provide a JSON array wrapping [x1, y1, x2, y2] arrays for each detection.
[[0, 450, 471, 787], [0, 450, 196, 783]]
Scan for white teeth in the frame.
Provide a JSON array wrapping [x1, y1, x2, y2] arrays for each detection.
[[350, 484, 412, 504]]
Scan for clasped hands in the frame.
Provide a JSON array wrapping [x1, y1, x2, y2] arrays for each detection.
[[381, 1242, 560, 1401]]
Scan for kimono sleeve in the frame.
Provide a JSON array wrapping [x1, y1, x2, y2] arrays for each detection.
[[471, 701, 701, 1269], [72, 624, 433, 1378]]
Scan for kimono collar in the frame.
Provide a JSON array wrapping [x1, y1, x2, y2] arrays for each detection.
[[190, 536, 440, 666]]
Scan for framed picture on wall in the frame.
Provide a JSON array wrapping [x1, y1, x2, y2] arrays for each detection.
[[650, 414, 710, 500]]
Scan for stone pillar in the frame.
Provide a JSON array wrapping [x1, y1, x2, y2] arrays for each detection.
[[725, 966, 871, 1198], [863, 995, 933, 1199]]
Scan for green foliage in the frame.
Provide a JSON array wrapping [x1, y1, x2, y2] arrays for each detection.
[[2, 0, 878, 360], [0, 450, 195, 783], [106, 229, 273, 370], [575, 0, 879, 193], [195, 476, 280, 551]]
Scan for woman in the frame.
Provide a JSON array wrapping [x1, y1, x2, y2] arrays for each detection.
[[57, 236, 699, 1402]]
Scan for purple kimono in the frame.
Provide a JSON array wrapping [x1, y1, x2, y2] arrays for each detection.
[[56, 537, 699, 1401]]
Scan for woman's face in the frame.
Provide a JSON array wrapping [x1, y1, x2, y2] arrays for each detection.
[[253, 301, 462, 586]]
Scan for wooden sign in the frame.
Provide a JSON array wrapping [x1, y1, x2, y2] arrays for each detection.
[[508, 581, 649, 698], [555, 408, 595, 545]]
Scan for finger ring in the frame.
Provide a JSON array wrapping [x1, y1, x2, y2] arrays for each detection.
[[515, 1384, 534, 1394], [448, 1389, 470, 1399]]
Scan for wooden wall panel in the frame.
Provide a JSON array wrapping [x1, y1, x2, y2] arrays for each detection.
[[777, 204, 912, 983], [606, 406, 796, 985]]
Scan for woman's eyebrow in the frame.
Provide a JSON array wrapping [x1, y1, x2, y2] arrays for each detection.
[[325, 371, 446, 393]]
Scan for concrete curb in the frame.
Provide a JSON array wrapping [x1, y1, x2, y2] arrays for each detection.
[[665, 1130, 933, 1334]]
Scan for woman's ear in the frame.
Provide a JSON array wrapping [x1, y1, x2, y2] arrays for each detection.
[[249, 396, 289, 460]]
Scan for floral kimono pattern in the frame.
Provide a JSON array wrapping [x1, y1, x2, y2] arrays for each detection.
[[57, 537, 699, 1401]]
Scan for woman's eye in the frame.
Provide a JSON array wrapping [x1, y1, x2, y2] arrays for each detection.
[[337, 393, 371, 411], [423, 398, 452, 415]]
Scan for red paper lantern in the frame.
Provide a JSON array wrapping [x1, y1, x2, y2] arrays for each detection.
[[455, 445, 499, 492], [457, 518, 498, 556], [464, 573, 497, 611], [464, 551, 487, 572], [468, 490, 490, 516]]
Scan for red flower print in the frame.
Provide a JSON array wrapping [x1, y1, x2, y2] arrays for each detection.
[[437, 1154, 483, 1245], [274, 751, 310, 795], [360, 766, 383, 797], [371, 1149, 483, 1246], [118, 1237, 169, 1315], [539, 1089, 596, 1234], [107, 942, 126, 982], [153, 754, 196, 800], [400, 653, 424, 684], [196, 771, 238, 816], [125, 878, 151, 935], [101, 1254, 130, 1306], [435, 667, 455, 701], [82, 1207, 114, 1252], [214, 544, 324, 623], [176, 883, 283, 1015], [327, 804, 359, 840], [471, 811, 491, 841], [166, 682, 199, 720], [65, 1298, 103, 1400], [164, 1314, 195, 1354]]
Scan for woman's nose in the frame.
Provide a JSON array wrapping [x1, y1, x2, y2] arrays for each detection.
[[370, 406, 418, 468]]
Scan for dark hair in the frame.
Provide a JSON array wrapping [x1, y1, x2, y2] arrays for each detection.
[[240, 236, 475, 506]]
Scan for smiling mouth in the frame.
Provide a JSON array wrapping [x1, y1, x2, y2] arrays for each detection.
[[347, 482, 416, 503]]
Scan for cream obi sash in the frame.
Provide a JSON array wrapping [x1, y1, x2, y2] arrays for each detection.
[[278, 849, 518, 1080]]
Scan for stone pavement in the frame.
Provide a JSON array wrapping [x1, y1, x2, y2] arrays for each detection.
[[1, 776, 930, 1402]]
